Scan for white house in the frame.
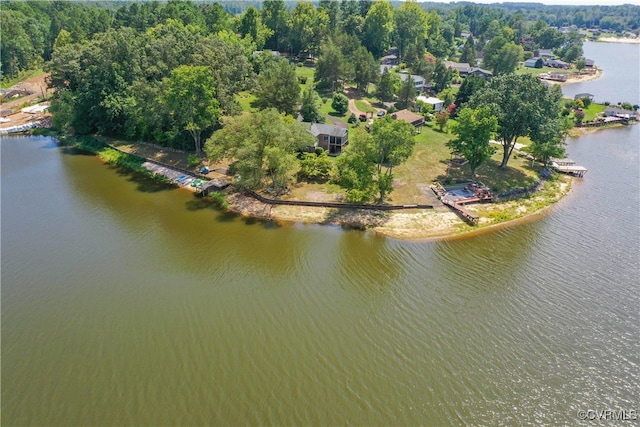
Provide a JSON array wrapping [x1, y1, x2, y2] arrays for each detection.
[[398, 73, 426, 93], [417, 95, 444, 112]]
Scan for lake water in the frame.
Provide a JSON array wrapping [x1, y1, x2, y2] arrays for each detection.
[[562, 41, 640, 106], [2, 45, 639, 425]]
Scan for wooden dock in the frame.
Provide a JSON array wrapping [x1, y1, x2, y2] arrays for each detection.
[[441, 199, 479, 225], [550, 159, 587, 177]]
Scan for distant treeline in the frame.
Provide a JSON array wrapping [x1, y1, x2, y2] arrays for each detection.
[[2, 0, 639, 80]]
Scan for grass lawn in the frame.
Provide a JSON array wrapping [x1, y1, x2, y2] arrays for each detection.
[[390, 126, 541, 203], [582, 102, 606, 121], [318, 97, 348, 121], [236, 91, 258, 113], [354, 99, 376, 113], [516, 65, 564, 76]]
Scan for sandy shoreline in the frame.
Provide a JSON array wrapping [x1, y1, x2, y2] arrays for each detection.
[[218, 178, 572, 242], [558, 68, 602, 87], [597, 37, 640, 44]]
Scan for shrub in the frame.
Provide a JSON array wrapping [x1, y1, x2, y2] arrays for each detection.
[[331, 93, 349, 115], [299, 151, 333, 181], [188, 154, 201, 166], [209, 192, 228, 209], [347, 113, 357, 124]]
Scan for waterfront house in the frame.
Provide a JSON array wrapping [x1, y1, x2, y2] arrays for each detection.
[[539, 49, 555, 59], [305, 123, 349, 155], [524, 57, 543, 68], [545, 59, 569, 69], [605, 106, 638, 119]]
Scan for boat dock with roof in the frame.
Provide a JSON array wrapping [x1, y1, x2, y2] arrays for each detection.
[[550, 158, 587, 177]]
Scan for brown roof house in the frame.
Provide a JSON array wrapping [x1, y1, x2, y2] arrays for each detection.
[[306, 122, 349, 155], [391, 109, 425, 132]]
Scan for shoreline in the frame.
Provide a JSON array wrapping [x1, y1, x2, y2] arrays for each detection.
[[41, 131, 575, 242], [558, 67, 602, 87], [216, 177, 573, 242], [596, 37, 640, 44]]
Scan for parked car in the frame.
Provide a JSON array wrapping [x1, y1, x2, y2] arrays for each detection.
[[376, 110, 386, 117], [359, 114, 367, 122]]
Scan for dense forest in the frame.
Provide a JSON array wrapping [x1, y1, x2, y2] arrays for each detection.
[[2, 0, 639, 80], [1, 0, 636, 200]]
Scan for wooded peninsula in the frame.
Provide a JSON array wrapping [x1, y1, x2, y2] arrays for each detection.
[[2, 0, 639, 238]]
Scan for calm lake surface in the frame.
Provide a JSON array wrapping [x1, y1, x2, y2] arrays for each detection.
[[562, 41, 640, 105], [2, 45, 639, 426]]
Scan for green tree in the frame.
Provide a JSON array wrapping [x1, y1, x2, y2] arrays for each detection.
[[469, 73, 563, 169], [394, 0, 428, 61], [397, 75, 417, 110], [435, 110, 449, 132], [332, 92, 349, 115], [375, 68, 399, 102], [335, 128, 377, 203], [165, 65, 220, 156], [300, 87, 322, 123], [369, 115, 416, 201], [575, 58, 586, 72], [447, 106, 498, 180], [239, 6, 272, 50], [351, 44, 379, 93], [459, 35, 477, 66], [528, 117, 570, 167], [201, 3, 233, 34], [454, 75, 486, 110], [299, 150, 333, 181], [432, 59, 451, 93], [205, 108, 314, 191], [315, 38, 345, 91], [1, 10, 39, 78], [483, 36, 523, 75], [362, 0, 394, 58], [254, 59, 300, 116], [261, 0, 289, 51], [287, 2, 329, 57]]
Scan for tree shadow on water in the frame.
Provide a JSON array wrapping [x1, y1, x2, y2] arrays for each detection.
[[185, 195, 223, 211], [60, 147, 96, 156], [241, 215, 282, 230], [108, 165, 176, 193]]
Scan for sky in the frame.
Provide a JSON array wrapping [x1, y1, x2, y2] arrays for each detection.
[[426, 0, 640, 5]]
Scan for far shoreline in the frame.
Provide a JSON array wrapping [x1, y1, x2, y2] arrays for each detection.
[[595, 37, 640, 44]]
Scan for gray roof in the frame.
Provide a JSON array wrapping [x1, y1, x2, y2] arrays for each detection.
[[445, 61, 471, 73], [309, 123, 348, 138], [605, 106, 636, 114], [470, 67, 492, 76], [398, 73, 425, 83]]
